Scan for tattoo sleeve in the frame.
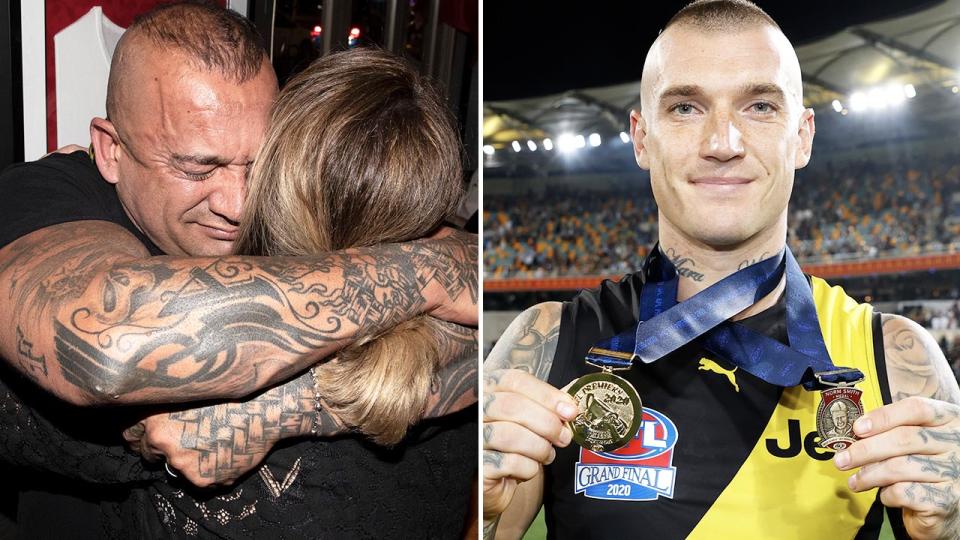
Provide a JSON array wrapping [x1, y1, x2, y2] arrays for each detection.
[[483, 302, 561, 379], [881, 314, 960, 405], [0, 221, 476, 406], [482, 302, 562, 538], [424, 320, 478, 418], [160, 370, 342, 483]]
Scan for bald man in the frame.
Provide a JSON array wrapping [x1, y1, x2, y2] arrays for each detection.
[[0, 2, 476, 537], [482, 1, 960, 539]]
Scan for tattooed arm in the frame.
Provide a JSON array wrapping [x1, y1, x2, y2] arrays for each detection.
[[881, 314, 960, 405], [124, 370, 332, 488], [841, 314, 960, 540], [0, 220, 476, 406], [123, 319, 477, 487], [482, 302, 578, 540], [425, 320, 479, 418]]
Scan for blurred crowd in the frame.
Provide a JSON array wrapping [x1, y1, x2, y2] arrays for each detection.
[[484, 158, 960, 278]]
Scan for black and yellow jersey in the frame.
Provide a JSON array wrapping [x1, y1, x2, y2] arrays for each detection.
[[544, 272, 908, 539]]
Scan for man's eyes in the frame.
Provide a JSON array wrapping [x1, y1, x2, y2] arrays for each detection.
[[669, 102, 698, 115], [749, 101, 778, 114], [667, 101, 778, 116], [183, 169, 216, 181]]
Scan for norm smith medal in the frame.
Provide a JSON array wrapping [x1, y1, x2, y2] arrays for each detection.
[[567, 372, 643, 453], [816, 385, 864, 451]]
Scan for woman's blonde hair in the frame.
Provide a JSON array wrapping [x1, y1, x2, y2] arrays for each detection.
[[234, 48, 463, 445]]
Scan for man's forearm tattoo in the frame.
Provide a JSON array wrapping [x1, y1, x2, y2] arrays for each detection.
[[425, 321, 478, 418], [3, 222, 476, 404], [15, 326, 47, 381], [411, 235, 478, 305], [170, 370, 341, 482]]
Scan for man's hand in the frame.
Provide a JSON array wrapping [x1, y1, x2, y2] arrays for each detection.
[[483, 368, 577, 518], [481, 301, 574, 539], [840, 397, 960, 539], [123, 370, 342, 488], [421, 227, 478, 326], [123, 410, 274, 488]]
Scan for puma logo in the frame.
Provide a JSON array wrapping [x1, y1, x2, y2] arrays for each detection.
[[698, 358, 739, 392]]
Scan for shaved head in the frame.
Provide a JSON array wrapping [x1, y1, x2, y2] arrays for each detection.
[[106, 1, 267, 125], [641, 0, 804, 116], [664, 0, 779, 32], [90, 1, 277, 257]]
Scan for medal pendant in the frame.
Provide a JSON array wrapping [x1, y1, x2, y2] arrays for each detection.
[[567, 370, 643, 453], [816, 385, 864, 451]]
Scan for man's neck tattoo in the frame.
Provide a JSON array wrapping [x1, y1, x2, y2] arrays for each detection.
[[737, 252, 771, 270], [663, 247, 705, 282]]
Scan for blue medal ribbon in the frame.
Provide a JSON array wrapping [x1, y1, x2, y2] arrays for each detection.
[[585, 245, 863, 390]]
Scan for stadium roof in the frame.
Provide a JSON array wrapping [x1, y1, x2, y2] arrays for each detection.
[[484, 0, 960, 154]]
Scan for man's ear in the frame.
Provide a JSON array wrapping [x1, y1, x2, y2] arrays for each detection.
[[630, 109, 650, 170], [89, 117, 123, 184], [794, 108, 815, 169]]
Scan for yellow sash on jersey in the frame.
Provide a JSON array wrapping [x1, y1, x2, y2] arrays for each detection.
[[688, 277, 884, 539]]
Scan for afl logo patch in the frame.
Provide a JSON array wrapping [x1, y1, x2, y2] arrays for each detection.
[[574, 407, 679, 501]]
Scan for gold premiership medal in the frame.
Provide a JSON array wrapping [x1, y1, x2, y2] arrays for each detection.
[[567, 371, 643, 453], [815, 374, 865, 451]]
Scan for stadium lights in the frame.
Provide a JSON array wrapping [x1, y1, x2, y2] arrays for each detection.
[[849, 91, 867, 112], [588, 133, 602, 147], [574, 134, 586, 149], [482, 145, 494, 156], [846, 83, 916, 113], [527, 140, 538, 151], [884, 84, 905, 106], [512, 140, 522, 152], [831, 100, 843, 113], [543, 138, 554, 151], [867, 88, 887, 109], [557, 133, 577, 153], [619, 131, 630, 143]]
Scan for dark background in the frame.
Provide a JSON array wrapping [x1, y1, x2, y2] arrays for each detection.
[[485, 0, 943, 100]]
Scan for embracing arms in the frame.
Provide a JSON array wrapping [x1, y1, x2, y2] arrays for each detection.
[[0, 220, 476, 406], [125, 318, 478, 486]]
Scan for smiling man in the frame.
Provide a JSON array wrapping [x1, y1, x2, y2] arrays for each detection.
[[483, 1, 960, 539]]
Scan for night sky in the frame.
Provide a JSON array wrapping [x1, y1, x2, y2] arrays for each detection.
[[484, 0, 944, 101]]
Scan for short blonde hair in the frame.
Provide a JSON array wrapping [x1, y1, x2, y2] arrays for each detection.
[[665, 0, 779, 33]]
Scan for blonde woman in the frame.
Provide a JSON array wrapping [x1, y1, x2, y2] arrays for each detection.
[[236, 47, 472, 446]]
